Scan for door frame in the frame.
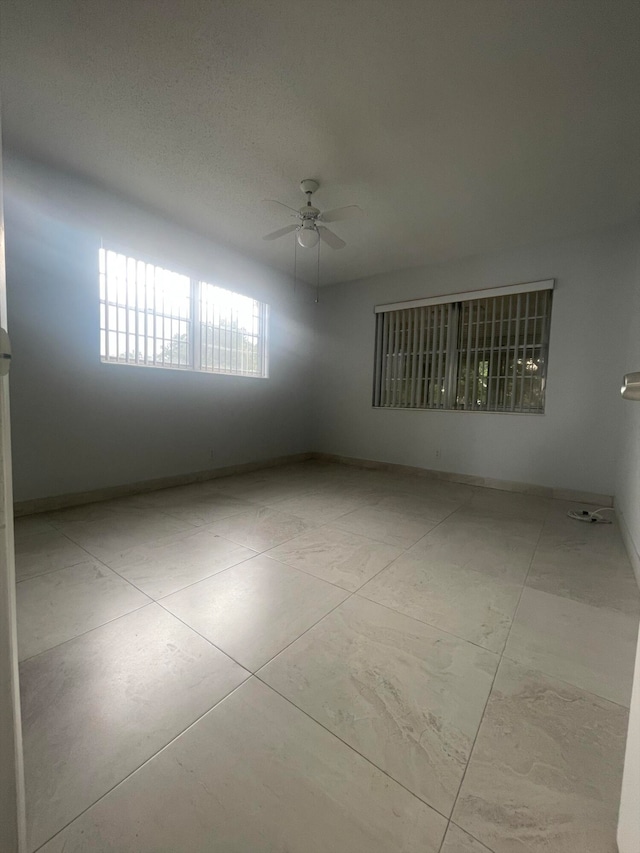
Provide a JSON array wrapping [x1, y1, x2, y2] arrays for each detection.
[[0, 109, 27, 853]]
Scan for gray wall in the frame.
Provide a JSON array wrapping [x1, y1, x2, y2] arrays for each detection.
[[6, 154, 638, 505], [616, 219, 640, 566], [313, 226, 637, 497], [5, 157, 316, 502], [615, 219, 640, 853]]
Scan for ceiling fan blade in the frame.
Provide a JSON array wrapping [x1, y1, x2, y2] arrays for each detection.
[[262, 199, 299, 214], [320, 205, 363, 223], [262, 224, 298, 241], [318, 226, 346, 250]]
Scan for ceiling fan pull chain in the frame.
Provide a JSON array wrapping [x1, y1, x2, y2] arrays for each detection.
[[315, 236, 321, 303], [293, 231, 298, 294]]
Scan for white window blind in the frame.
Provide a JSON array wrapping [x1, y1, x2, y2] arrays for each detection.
[[99, 248, 268, 378], [373, 281, 553, 413]]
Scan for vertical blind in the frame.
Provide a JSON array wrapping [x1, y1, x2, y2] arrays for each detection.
[[373, 283, 552, 413]]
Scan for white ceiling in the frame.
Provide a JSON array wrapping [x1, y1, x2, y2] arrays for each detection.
[[1, 0, 639, 285]]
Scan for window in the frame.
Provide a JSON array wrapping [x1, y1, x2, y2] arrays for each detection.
[[373, 280, 553, 413], [99, 248, 268, 377]]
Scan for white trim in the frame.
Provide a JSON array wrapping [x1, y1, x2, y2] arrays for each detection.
[[374, 278, 555, 314], [617, 507, 640, 590]]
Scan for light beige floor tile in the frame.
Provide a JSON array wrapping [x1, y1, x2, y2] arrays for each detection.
[[39, 678, 447, 853], [382, 476, 475, 505], [205, 505, 316, 550], [466, 489, 550, 522], [536, 503, 627, 562], [260, 596, 498, 815], [17, 561, 150, 660], [332, 505, 439, 548], [359, 550, 522, 652], [310, 479, 389, 504], [21, 604, 248, 852], [212, 473, 319, 504], [266, 525, 402, 591], [452, 659, 628, 853], [504, 587, 638, 706], [445, 505, 544, 543], [126, 484, 255, 526], [45, 498, 158, 524], [409, 512, 537, 584], [370, 491, 468, 523], [441, 824, 494, 852], [104, 529, 256, 598], [15, 529, 89, 581], [265, 489, 373, 524], [52, 505, 194, 563], [14, 514, 56, 542], [527, 539, 639, 616], [162, 555, 348, 670]]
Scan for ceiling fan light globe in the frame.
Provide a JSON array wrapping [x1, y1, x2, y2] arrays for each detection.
[[297, 225, 320, 249]]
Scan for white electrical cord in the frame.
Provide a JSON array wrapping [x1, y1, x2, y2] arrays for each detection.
[[567, 507, 614, 523]]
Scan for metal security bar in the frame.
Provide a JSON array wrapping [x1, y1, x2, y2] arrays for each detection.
[[198, 281, 268, 377], [99, 248, 268, 378], [373, 285, 552, 413], [455, 289, 551, 412], [373, 303, 455, 408]]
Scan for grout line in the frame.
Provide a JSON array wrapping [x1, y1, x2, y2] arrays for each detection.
[[498, 648, 633, 710], [21, 463, 618, 852], [252, 673, 452, 824], [251, 587, 353, 674], [443, 821, 498, 852], [352, 592, 502, 655], [31, 675, 253, 853], [21, 476, 492, 842], [17, 600, 154, 666], [437, 819, 451, 853], [445, 503, 548, 826], [152, 596, 253, 673], [15, 557, 91, 585]]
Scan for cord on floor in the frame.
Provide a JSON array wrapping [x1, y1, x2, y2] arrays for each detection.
[[567, 507, 614, 524]]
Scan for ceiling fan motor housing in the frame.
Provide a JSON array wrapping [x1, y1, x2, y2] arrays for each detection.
[[262, 178, 357, 250], [300, 178, 319, 195]]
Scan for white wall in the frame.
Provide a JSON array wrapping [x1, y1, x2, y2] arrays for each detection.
[[314, 226, 638, 497], [617, 221, 640, 570], [5, 154, 638, 505], [4, 156, 316, 502], [615, 219, 640, 853]]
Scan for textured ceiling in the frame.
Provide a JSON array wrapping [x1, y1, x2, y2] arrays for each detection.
[[1, 0, 639, 285]]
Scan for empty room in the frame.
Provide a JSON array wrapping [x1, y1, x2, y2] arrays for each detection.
[[1, 1, 640, 852]]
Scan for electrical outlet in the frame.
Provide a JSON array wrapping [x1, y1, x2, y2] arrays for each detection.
[[435, 449, 441, 459], [210, 450, 215, 460]]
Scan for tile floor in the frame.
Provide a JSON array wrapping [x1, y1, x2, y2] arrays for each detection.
[[14, 460, 640, 853]]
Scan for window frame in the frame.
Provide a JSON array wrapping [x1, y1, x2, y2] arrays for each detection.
[[98, 247, 269, 379], [372, 279, 553, 414]]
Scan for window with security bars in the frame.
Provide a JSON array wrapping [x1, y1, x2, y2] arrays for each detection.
[[373, 283, 552, 413], [99, 248, 268, 377]]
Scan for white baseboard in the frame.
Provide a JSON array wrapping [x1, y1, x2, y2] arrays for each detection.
[[14, 449, 616, 518], [313, 452, 614, 507], [14, 452, 314, 517], [616, 508, 640, 591]]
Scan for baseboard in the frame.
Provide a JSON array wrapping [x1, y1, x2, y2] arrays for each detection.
[[617, 508, 640, 591], [14, 448, 614, 518], [13, 452, 314, 517], [312, 452, 614, 507]]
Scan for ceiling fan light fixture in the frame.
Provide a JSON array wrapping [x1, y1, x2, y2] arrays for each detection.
[[297, 222, 319, 248]]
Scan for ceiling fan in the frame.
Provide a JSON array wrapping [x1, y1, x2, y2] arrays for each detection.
[[262, 179, 362, 249]]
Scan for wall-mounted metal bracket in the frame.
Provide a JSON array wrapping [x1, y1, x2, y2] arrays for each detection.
[[0, 329, 11, 377], [621, 372, 640, 401]]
